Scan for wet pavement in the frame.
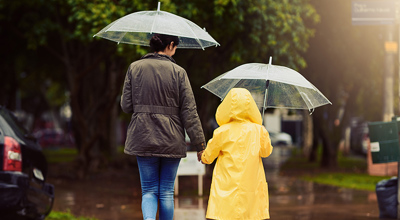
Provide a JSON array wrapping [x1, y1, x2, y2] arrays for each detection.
[[49, 147, 382, 220]]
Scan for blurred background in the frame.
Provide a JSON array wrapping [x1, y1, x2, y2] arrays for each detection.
[[0, 0, 394, 176]]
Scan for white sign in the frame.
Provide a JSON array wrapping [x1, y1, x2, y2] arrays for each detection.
[[177, 152, 205, 176], [371, 142, 380, 152], [351, 0, 396, 25]]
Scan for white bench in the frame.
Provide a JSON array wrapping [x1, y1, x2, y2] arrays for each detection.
[[175, 152, 205, 196]]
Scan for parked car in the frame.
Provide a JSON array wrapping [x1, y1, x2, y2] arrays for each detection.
[[33, 128, 74, 148], [269, 131, 293, 146], [0, 106, 54, 219]]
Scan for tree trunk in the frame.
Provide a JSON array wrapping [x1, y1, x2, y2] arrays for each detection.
[[63, 45, 125, 178], [302, 110, 313, 157], [309, 110, 322, 162], [320, 127, 338, 168]]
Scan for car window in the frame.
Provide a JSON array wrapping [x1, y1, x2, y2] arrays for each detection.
[[0, 108, 28, 138]]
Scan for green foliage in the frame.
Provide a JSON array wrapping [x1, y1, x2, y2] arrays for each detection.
[[43, 148, 78, 164], [168, 0, 320, 122], [1, 0, 320, 171], [302, 173, 391, 192], [209, 0, 319, 69], [47, 210, 98, 220], [1, 0, 318, 108]]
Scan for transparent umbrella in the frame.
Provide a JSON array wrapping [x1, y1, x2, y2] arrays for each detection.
[[202, 57, 332, 115], [93, 2, 220, 50]]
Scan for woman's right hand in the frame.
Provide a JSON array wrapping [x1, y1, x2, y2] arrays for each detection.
[[197, 150, 204, 162]]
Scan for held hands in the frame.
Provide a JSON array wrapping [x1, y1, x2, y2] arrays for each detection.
[[197, 150, 204, 163]]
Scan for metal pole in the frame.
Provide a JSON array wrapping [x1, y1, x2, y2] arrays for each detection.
[[397, 133, 400, 219], [397, 0, 400, 117], [396, 21, 400, 219], [383, 25, 395, 122]]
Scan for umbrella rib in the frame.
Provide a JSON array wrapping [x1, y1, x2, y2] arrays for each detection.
[[221, 78, 249, 99], [310, 84, 332, 105], [202, 87, 225, 101], [180, 20, 205, 50], [203, 78, 242, 100], [150, 4, 161, 34], [116, 32, 128, 44], [296, 86, 316, 114]]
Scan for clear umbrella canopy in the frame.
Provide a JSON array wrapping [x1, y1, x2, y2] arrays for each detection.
[[94, 2, 220, 49], [202, 59, 331, 113]]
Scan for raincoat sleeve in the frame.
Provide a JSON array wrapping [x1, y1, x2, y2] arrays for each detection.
[[201, 129, 222, 164], [179, 70, 206, 151], [260, 127, 273, 158], [121, 67, 133, 114]]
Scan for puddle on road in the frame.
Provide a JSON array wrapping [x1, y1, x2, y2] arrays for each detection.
[[263, 146, 380, 220], [50, 146, 381, 220]]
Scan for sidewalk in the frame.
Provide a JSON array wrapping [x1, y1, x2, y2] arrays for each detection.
[[265, 147, 380, 220], [50, 147, 382, 220]]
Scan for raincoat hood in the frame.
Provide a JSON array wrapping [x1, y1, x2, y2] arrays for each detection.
[[216, 88, 262, 126]]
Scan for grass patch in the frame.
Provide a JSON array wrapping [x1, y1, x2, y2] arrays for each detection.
[[281, 147, 390, 191], [301, 173, 391, 191], [47, 210, 98, 220], [43, 146, 127, 164], [43, 148, 78, 164]]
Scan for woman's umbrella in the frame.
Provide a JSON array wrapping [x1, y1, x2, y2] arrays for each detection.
[[202, 57, 332, 117], [93, 2, 219, 50]]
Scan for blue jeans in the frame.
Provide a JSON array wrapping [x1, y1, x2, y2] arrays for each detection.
[[136, 156, 181, 220]]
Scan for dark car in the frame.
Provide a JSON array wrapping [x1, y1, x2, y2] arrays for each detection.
[[0, 106, 54, 219]]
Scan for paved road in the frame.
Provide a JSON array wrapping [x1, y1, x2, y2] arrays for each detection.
[[50, 147, 382, 219]]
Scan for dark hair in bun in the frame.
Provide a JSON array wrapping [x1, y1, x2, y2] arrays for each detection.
[[150, 34, 180, 52]]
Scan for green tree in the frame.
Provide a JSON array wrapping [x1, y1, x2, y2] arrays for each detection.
[[0, 0, 145, 177], [0, 0, 69, 130], [0, 0, 320, 176], [170, 0, 319, 139]]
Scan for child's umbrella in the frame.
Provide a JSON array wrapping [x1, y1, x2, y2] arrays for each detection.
[[201, 56, 332, 122]]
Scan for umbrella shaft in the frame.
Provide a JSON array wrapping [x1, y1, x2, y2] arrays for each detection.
[[262, 80, 269, 125]]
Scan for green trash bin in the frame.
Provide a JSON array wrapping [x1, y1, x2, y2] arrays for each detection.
[[368, 121, 400, 164]]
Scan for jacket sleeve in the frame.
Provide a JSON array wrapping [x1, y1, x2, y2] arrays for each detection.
[[201, 129, 222, 164], [260, 127, 273, 158], [120, 67, 133, 114], [179, 69, 206, 152]]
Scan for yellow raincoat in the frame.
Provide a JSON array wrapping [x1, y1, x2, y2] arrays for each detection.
[[202, 88, 273, 220]]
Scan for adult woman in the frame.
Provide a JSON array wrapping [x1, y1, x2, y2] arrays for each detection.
[[120, 34, 206, 220]]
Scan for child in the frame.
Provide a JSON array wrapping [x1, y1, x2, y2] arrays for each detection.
[[200, 88, 273, 220]]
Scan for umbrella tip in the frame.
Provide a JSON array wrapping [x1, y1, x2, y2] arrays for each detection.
[[157, 2, 161, 11], [269, 56, 272, 65]]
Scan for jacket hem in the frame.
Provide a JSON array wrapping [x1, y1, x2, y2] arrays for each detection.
[[124, 150, 186, 158]]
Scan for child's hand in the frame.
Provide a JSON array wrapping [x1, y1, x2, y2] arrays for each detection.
[[197, 150, 204, 162]]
